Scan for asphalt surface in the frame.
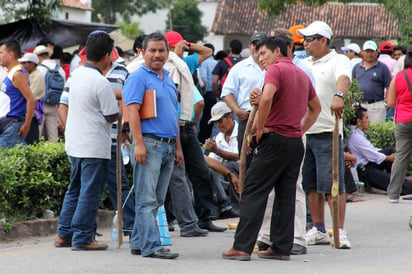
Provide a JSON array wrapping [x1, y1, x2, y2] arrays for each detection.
[[0, 192, 411, 274]]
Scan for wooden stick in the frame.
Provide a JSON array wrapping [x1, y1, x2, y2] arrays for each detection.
[[331, 116, 340, 248], [238, 105, 257, 195], [116, 113, 124, 248]]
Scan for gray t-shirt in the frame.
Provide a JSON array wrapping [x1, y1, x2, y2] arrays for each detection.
[[65, 65, 118, 159]]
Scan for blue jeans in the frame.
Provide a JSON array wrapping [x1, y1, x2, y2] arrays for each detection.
[[106, 144, 135, 235], [302, 132, 345, 193], [0, 120, 24, 148], [130, 137, 175, 256], [57, 157, 109, 247]]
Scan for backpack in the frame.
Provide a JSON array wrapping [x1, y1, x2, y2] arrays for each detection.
[[220, 57, 234, 89], [39, 64, 65, 105]]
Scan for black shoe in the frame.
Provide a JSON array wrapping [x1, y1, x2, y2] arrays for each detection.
[[199, 221, 227, 232], [132, 248, 170, 256], [219, 209, 239, 219], [181, 228, 209, 237], [168, 222, 175, 232], [147, 248, 179, 259], [257, 240, 270, 251], [290, 244, 307, 255]]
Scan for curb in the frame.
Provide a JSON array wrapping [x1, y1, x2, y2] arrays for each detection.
[[0, 209, 114, 242]]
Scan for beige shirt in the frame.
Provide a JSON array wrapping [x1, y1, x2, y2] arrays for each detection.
[[29, 69, 45, 100]]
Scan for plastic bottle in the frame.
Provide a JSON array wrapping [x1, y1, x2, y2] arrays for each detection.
[[111, 211, 119, 244], [121, 140, 130, 165]]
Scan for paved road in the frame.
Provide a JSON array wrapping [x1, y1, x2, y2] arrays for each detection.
[[1, 193, 411, 274]]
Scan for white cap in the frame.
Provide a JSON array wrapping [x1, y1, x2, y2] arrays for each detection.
[[363, 40, 377, 51], [18, 53, 39, 64], [341, 43, 361, 54], [297, 21, 333, 40], [33, 45, 52, 56], [208, 101, 232, 124]]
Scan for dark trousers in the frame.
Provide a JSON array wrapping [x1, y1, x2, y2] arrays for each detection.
[[233, 132, 304, 255], [358, 147, 412, 195], [180, 122, 215, 225], [24, 117, 39, 145], [198, 92, 216, 144]]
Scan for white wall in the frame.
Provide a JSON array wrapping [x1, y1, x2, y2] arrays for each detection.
[[57, 7, 92, 22], [130, 1, 224, 50]]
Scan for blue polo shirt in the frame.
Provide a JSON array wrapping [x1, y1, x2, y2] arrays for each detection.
[[122, 65, 178, 139], [352, 61, 392, 102]]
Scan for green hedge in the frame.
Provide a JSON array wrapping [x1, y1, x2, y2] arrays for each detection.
[[0, 142, 115, 222]]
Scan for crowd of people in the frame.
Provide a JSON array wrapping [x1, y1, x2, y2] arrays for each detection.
[[1, 18, 412, 261]]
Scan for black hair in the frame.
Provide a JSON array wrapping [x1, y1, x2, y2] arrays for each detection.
[[0, 39, 21, 58], [86, 32, 114, 62], [116, 46, 124, 57], [229, 39, 242, 55], [393, 45, 406, 54], [51, 45, 63, 59], [405, 50, 412, 69], [203, 43, 215, 55], [133, 34, 147, 53], [215, 50, 228, 60], [142, 32, 168, 51], [256, 37, 288, 57], [350, 106, 367, 125], [61, 52, 72, 64]]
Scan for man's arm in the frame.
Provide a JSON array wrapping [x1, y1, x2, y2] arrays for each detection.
[[301, 96, 321, 134], [127, 103, 146, 165], [204, 138, 239, 161], [386, 77, 397, 108], [331, 75, 351, 118], [212, 74, 220, 100], [13, 71, 35, 136], [58, 104, 68, 132], [193, 100, 204, 123], [190, 43, 212, 65], [255, 83, 276, 143], [223, 94, 249, 121], [204, 156, 239, 192]]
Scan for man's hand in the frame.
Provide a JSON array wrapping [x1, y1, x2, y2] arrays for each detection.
[[236, 109, 250, 121], [18, 123, 30, 137], [249, 88, 262, 106], [204, 137, 217, 152], [230, 172, 240, 194], [134, 142, 146, 165], [174, 149, 184, 167], [331, 96, 344, 118], [386, 153, 396, 163]]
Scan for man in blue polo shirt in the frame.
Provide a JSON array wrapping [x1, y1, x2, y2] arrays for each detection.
[[122, 32, 183, 260], [353, 40, 391, 123]]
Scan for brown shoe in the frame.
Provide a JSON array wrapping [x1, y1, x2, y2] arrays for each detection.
[[54, 235, 71, 248], [257, 247, 290, 261], [222, 248, 251, 261], [71, 240, 108, 251]]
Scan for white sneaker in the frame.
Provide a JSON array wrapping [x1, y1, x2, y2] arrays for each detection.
[[389, 197, 399, 203], [306, 227, 331, 245], [331, 228, 352, 249]]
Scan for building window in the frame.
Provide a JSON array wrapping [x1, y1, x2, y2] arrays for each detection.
[[65, 12, 69, 20]]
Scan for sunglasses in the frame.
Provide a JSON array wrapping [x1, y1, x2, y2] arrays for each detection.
[[21, 61, 34, 65], [304, 35, 324, 42]]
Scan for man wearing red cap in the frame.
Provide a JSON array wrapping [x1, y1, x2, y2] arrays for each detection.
[[378, 41, 396, 75]]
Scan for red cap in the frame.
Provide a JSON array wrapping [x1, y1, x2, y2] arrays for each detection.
[[380, 41, 393, 52], [164, 31, 184, 47]]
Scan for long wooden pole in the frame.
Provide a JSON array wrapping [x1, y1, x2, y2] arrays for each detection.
[[238, 105, 257, 195], [331, 116, 340, 248], [116, 113, 123, 248]]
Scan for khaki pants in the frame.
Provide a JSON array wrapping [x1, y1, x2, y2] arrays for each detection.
[[362, 101, 386, 123], [39, 103, 58, 143]]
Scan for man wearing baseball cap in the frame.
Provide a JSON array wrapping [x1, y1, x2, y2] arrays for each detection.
[[341, 43, 362, 69], [353, 40, 391, 123], [19, 52, 45, 144], [297, 20, 353, 249], [378, 41, 396, 74], [288, 25, 307, 59], [221, 32, 266, 163]]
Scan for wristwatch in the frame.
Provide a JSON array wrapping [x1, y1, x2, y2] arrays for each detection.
[[334, 91, 344, 99]]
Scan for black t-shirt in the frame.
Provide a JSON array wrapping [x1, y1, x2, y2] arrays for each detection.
[[212, 56, 241, 79]]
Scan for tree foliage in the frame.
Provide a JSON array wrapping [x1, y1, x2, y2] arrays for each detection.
[[92, 0, 171, 24], [166, 0, 208, 42], [257, 0, 411, 45], [0, 0, 61, 25]]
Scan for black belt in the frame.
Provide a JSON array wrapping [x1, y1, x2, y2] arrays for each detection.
[[179, 120, 194, 127], [362, 99, 383, 104], [143, 133, 176, 144], [5, 116, 25, 122]]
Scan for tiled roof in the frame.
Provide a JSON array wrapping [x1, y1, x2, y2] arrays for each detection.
[[212, 1, 400, 40], [62, 0, 94, 11]]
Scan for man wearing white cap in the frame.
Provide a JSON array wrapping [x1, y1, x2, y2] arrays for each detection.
[[34, 44, 66, 143], [297, 21, 352, 249], [353, 40, 391, 123], [19, 52, 45, 144], [341, 43, 362, 69]]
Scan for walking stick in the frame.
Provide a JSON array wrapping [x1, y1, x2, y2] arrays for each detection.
[[238, 105, 257, 195], [116, 113, 124, 248], [331, 116, 340, 248]]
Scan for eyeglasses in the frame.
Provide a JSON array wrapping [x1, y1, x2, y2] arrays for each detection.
[[304, 35, 323, 42]]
